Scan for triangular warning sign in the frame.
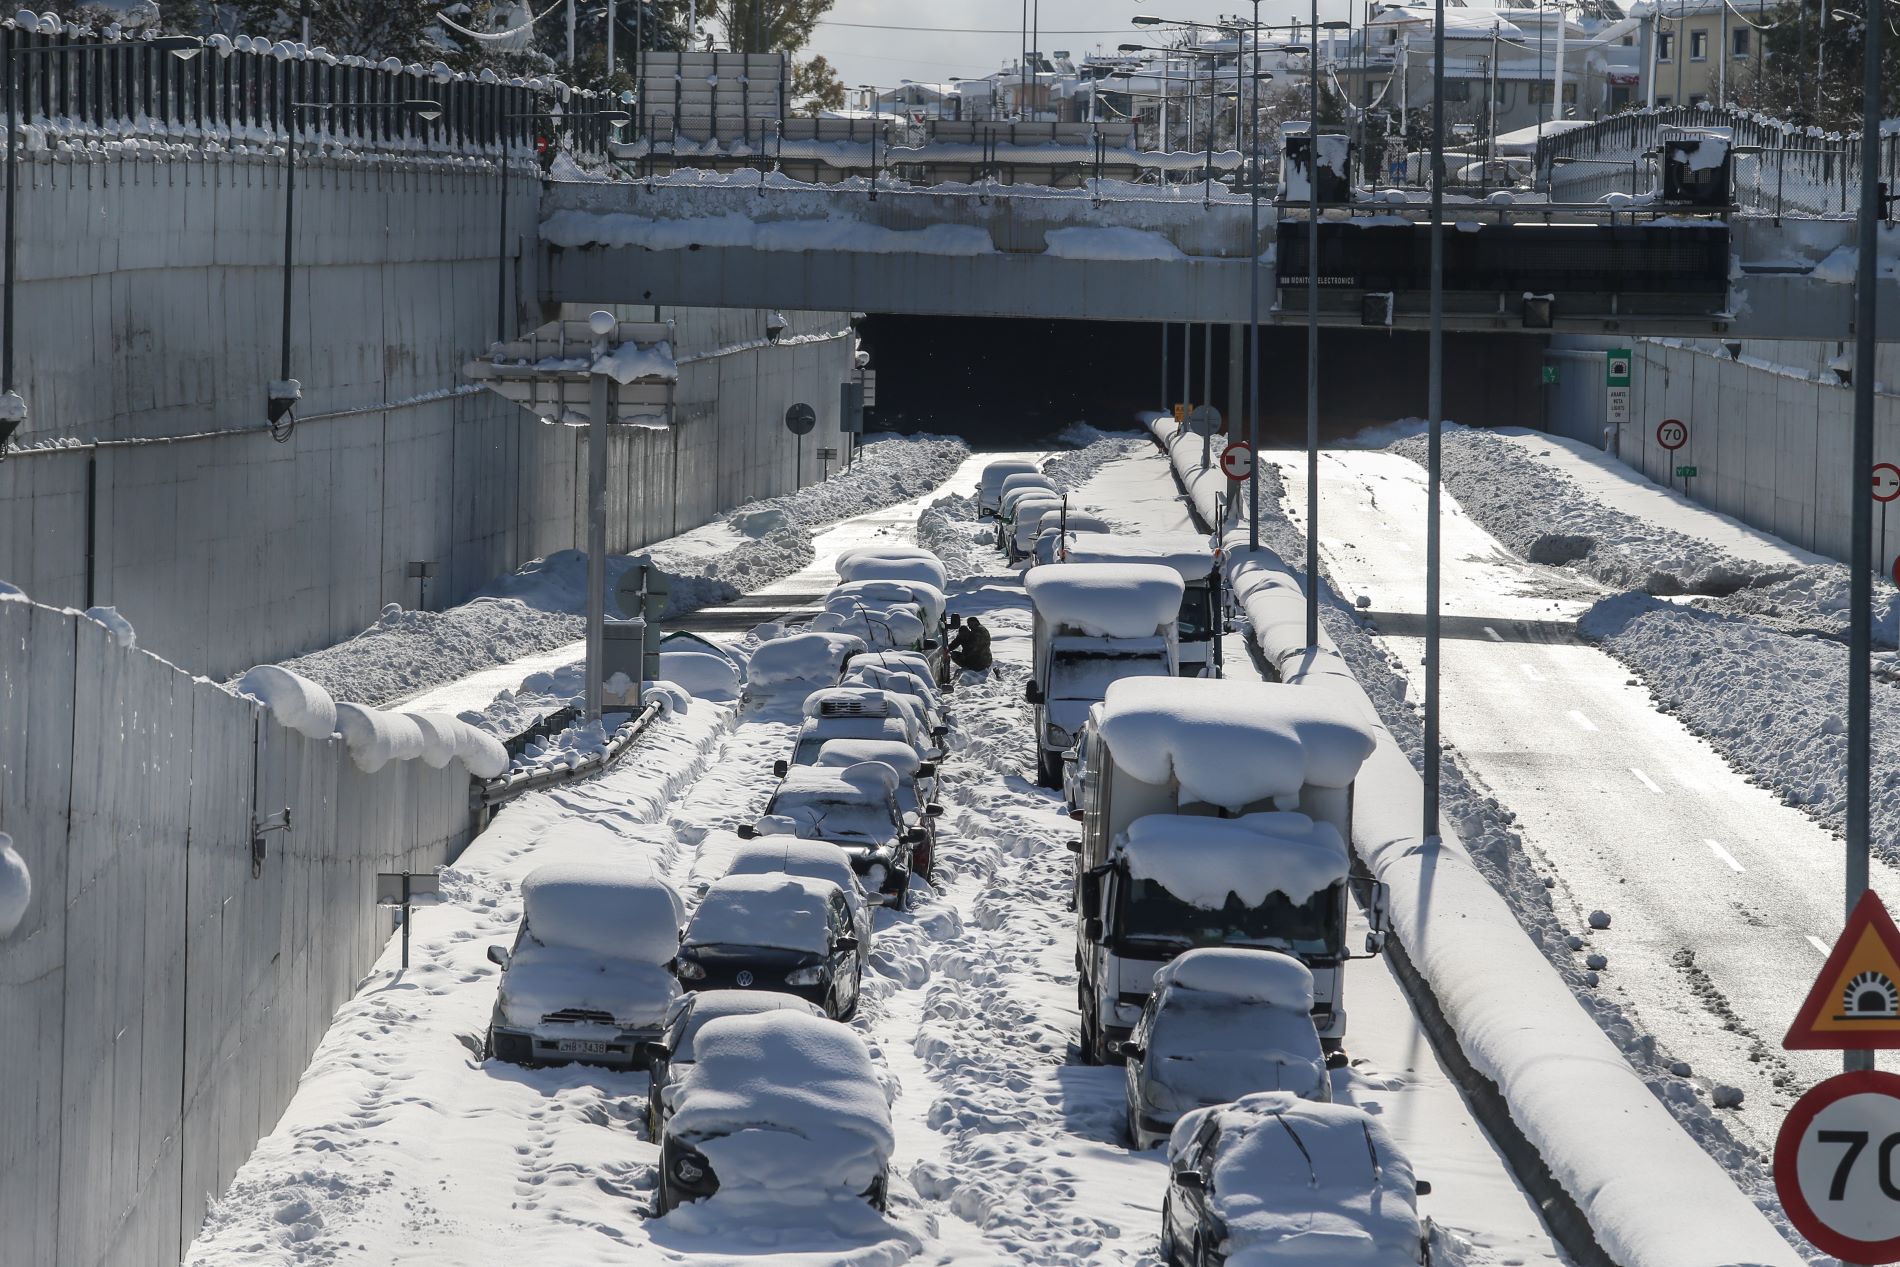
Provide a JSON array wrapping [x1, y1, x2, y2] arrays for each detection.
[[1785, 890, 1900, 1050]]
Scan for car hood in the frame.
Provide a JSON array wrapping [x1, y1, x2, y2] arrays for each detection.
[[498, 948, 679, 1029]]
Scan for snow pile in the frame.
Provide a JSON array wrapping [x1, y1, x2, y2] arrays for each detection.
[[666, 1011, 896, 1213], [83, 605, 135, 649], [683, 874, 840, 955], [229, 664, 338, 740], [521, 858, 684, 962], [917, 498, 985, 582], [1156, 947, 1316, 1011], [0, 832, 29, 939], [1040, 432, 1150, 493], [1098, 678, 1376, 807], [1043, 226, 1185, 262], [746, 631, 865, 698], [1172, 1093, 1421, 1264], [1119, 812, 1349, 906], [657, 649, 741, 700], [1025, 563, 1183, 638], [541, 206, 997, 257], [332, 702, 426, 774]]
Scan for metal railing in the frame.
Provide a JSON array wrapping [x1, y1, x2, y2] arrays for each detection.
[[0, 22, 618, 156], [1537, 105, 1897, 218]]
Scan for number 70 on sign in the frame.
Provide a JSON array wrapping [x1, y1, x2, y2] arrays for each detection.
[[1778, 1071, 1900, 1262]]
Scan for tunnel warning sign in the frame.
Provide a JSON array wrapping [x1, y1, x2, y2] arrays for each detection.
[[1787, 891, 1900, 1050]]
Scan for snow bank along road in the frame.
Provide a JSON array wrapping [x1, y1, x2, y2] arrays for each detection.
[[184, 441, 1565, 1266]]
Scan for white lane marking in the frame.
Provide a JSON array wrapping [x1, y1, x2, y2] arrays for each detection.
[[1520, 664, 1544, 682], [1568, 709, 1598, 732], [1705, 839, 1746, 873], [1483, 626, 1504, 642], [1630, 767, 1663, 794], [1806, 935, 1831, 955]]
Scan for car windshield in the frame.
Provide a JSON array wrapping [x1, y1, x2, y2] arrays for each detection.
[[768, 792, 900, 844], [1049, 649, 1173, 701], [1146, 995, 1322, 1100], [1177, 581, 1218, 641], [1118, 877, 1340, 957]]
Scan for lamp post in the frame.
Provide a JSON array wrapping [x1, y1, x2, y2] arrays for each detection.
[[275, 97, 443, 439], [858, 84, 882, 195], [1424, 0, 1447, 843], [2, 34, 202, 446], [1307, 17, 1352, 649], [497, 107, 630, 344]]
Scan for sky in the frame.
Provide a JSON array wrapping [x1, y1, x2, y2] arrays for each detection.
[[806, 0, 1354, 92]]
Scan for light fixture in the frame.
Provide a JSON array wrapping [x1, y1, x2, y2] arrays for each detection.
[[1523, 295, 1555, 329], [402, 99, 445, 122], [152, 35, 204, 59]]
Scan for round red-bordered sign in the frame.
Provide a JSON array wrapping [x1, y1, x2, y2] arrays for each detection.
[[1876, 463, 1900, 504], [1656, 418, 1688, 451], [1776, 1070, 1900, 1263], [1219, 441, 1255, 482]]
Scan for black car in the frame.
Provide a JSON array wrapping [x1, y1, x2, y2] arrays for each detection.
[[643, 990, 823, 1138], [673, 874, 863, 1019], [749, 763, 921, 907]]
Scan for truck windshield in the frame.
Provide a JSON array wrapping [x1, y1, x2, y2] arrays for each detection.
[[1050, 649, 1172, 701], [1116, 876, 1340, 957], [1177, 581, 1218, 642]]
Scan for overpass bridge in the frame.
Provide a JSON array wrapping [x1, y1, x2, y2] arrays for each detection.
[[538, 174, 1894, 341]]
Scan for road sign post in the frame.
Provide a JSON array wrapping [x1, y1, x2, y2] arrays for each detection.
[[375, 871, 442, 970], [1657, 418, 1688, 491], [1219, 440, 1254, 483], [1188, 404, 1222, 470], [1605, 348, 1633, 437], [1874, 464, 1900, 575], [785, 402, 817, 488]]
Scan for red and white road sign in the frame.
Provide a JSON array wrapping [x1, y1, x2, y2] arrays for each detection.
[[1776, 1070, 1900, 1263], [1219, 441, 1255, 482], [1656, 418, 1688, 451], [1876, 464, 1900, 503]]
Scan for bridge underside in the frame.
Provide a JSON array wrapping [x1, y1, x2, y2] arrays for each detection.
[[541, 244, 1891, 341]]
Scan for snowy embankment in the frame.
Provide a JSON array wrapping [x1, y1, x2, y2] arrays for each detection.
[[1151, 418, 1803, 1267], [266, 435, 968, 709]]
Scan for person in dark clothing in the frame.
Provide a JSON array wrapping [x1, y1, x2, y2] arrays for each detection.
[[948, 615, 992, 673]]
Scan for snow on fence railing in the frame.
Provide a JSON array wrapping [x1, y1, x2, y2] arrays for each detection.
[[1146, 417, 1804, 1267], [0, 592, 480, 1267], [0, 18, 618, 157]]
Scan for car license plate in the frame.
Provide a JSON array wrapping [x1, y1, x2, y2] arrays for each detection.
[[556, 1039, 612, 1056]]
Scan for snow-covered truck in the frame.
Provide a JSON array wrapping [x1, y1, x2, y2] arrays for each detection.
[[1068, 678, 1380, 1062], [1063, 531, 1220, 676], [1022, 563, 1184, 788]]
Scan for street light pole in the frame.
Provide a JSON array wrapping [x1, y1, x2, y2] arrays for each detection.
[[1425, 0, 1447, 842], [1248, 0, 1263, 551], [1305, 1, 1323, 650], [1846, 0, 1882, 1078], [586, 311, 614, 723]]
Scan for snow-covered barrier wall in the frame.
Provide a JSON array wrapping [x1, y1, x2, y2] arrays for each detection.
[[0, 35, 854, 681], [0, 594, 478, 1267], [1546, 332, 1900, 567], [1148, 417, 1803, 1267]]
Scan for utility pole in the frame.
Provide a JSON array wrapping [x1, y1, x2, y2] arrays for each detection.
[[1425, 0, 1447, 842], [1552, 0, 1567, 121], [1247, 3, 1264, 552], [1304, 0, 1323, 649]]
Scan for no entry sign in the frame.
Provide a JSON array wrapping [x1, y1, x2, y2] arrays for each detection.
[[1875, 464, 1900, 503], [1219, 441, 1255, 482], [1776, 1070, 1900, 1263], [1656, 418, 1688, 451]]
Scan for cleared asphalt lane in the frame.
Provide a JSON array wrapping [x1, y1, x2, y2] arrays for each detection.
[[1273, 446, 1900, 1155]]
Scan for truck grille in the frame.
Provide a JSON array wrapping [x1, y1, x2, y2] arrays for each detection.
[[541, 1008, 615, 1026], [819, 699, 881, 717]]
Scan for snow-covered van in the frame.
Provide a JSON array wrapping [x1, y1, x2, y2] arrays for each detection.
[[1023, 563, 1183, 788], [485, 861, 686, 1069], [1006, 493, 1065, 561], [997, 481, 1060, 551], [1063, 531, 1220, 676], [1068, 677, 1379, 1060], [977, 458, 1043, 518]]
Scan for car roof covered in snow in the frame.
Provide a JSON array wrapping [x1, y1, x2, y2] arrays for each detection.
[[844, 648, 936, 682], [668, 1010, 894, 1165], [668, 989, 824, 1049], [520, 861, 685, 964], [1025, 563, 1185, 638], [828, 577, 948, 626], [815, 737, 923, 777], [776, 759, 903, 800], [811, 604, 928, 651], [1002, 485, 1062, 518], [834, 549, 949, 592], [1038, 512, 1112, 536], [1170, 1093, 1422, 1264], [1118, 813, 1348, 906], [1098, 677, 1375, 809], [723, 839, 867, 903], [802, 685, 909, 721], [979, 459, 1042, 497], [1064, 531, 1217, 581], [746, 631, 868, 693], [841, 662, 939, 705], [683, 873, 842, 954], [1154, 947, 1316, 1012], [998, 471, 1057, 497]]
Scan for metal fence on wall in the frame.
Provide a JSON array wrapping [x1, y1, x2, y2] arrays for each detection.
[[0, 22, 620, 154], [1537, 104, 1897, 217]]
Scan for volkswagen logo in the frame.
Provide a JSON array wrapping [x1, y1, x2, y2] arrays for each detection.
[[735, 970, 754, 987]]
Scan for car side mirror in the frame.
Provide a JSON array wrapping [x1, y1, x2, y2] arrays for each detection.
[[923, 639, 940, 651], [1415, 1179, 1432, 1196], [1024, 680, 1043, 705], [1069, 808, 1085, 822], [916, 762, 937, 779], [1066, 839, 1082, 853], [1119, 1041, 1144, 1060], [924, 803, 944, 817], [932, 725, 948, 739], [835, 935, 860, 954], [643, 1041, 670, 1065], [486, 945, 510, 968], [1174, 1168, 1206, 1192], [1365, 930, 1388, 956], [736, 824, 758, 840], [905, 828, 929, 845], [1084, 916, 1104, 942], [773, 759, 789, 778], [925, 747, 944, 762]]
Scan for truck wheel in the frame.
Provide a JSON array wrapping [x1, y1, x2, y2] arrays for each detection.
[[1035, 747, 1061, 789]]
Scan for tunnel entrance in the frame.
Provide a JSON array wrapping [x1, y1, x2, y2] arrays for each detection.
[[858, 315, 1549, 446]]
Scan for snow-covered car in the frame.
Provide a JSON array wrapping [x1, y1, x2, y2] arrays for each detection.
[[1007, 494, 1065, 561], [675, 874, 864, 1018], [998, 482, 1060, 550], [721, 837, 876, 966], [745, 631, 868, 703], [1033, 511, 1113, 566], [834, 545, 950, 592], [1161, 1092, 1430, 1266], [1122, 949, 1329, 1150], [842, 646, 951, 699], [811, 736, 944, 879], [751, 762, 921, 906], [977, 458, 1043, 518], [656, 1010, 895, 1215], [840, 661, 944, 730], [788, 686, 938, 764], [484, 862, 686, 1068], [644, 989, 823, 1138]]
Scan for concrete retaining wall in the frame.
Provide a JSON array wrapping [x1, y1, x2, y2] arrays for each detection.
[[0, 595, 478, 1267], [0, 145, 852, 679], [1546, 335, 1900, 565]]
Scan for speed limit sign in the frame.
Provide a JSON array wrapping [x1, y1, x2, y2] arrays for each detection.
[[1657, 418, 1688, 451], [1777, 1070, 1900, 1262]]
